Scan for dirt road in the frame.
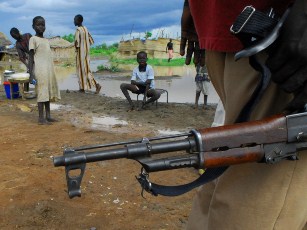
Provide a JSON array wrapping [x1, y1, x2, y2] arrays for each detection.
[[0, 86, 215, 230]]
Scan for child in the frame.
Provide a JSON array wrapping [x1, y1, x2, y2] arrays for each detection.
[[10, 27, 32, 92], [166, 39, 174, 62], [10, 28, 32, 70], [28, 16, 61, 125], [120, 51, 160, 111], [74, 14, 101, 94], [194, 64, 210, 109]]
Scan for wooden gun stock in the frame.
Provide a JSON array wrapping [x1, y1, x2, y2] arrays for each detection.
[[53, 112, 307, 198], [192, 114, 287, 168], [203, 145, 264, 168], [198, 114, 287, 150]]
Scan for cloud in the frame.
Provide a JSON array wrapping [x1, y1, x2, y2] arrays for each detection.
[[0, 0, 183, 45], [0, 0, 79, 12]]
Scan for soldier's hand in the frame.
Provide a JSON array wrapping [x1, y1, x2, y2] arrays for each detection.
[[266, 0, 307, 112], [180, 0, 205, 66]]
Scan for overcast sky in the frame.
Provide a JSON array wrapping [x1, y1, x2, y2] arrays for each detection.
[[1, 0, 183, 46]]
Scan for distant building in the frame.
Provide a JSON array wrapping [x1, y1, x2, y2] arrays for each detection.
[[0, 32, 12, 61], [118, 38, 181, 59], [48, 36, 75, 63], [1, 34, 75, 66]]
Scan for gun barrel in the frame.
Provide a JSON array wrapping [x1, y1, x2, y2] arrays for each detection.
[[73, 133, 190, 151], [53, 138, 196, 167], [53, 147, 129, 167]]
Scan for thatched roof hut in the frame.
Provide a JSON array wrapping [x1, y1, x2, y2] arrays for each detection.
[[0, 32, 11, 48], [1, 35, 75, 63], [118, 38, 181, 59], [48, 36, 74, 63], [0, 32, 12, 61]]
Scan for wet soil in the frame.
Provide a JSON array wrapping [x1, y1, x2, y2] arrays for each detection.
[[0, 82, 215, 229]]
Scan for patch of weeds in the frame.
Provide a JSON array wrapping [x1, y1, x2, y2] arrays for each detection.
[[97, 64, 121, 72]]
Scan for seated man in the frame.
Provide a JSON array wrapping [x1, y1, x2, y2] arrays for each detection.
[[120, 51, 160, 110]]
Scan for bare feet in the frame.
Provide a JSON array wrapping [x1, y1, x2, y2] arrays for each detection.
[[127, 105, 135, 112], [95, 84, 101, 94], [79, 89, 85, 93]]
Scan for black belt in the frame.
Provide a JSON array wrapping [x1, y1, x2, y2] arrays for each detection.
[[231, 6, 279, 47], [231, 6, 291, 122], [232, 6, 291, 60]]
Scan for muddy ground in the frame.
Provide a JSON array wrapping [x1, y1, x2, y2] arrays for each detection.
[[0, 80, 215, 230]]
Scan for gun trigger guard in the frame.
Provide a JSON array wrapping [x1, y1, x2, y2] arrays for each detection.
[[136, 168, 154, 198]]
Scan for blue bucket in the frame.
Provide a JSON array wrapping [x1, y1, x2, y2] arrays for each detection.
[[3, 81, 19, 99]]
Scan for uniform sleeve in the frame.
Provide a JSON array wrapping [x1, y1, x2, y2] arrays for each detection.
[[147, 66, 154, 80]]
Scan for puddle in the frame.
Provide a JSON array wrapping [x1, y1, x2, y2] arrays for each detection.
[[55, 62, 219, 104], [49, 103, 129, 131], [50, 103, 72, 111], [91, 59, 109, 71], [92, 116, 128, 129], [1, 59, 220, 104]]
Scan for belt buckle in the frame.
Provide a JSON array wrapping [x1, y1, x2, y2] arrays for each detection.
[[230, 6, 256, 34]]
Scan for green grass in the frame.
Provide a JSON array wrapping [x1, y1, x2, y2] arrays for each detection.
[[96, 57, 185, 73], [63, 38, 185, 67], [97, 64, 121, 72], [90, 43, 118, 57], [113, 58, 186, 66], [87, 42, 186, 67]]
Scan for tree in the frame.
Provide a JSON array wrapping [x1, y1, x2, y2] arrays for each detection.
[[62, 34, 75, 43], [145, 31, 152, 39]]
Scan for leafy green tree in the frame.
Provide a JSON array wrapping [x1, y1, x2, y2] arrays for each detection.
[[145, 32, 152, 39], [62, 34, 75, 43]]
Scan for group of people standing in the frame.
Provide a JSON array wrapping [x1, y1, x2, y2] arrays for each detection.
[[10, 14, 101, 125], [10, 17, 208, 117], [8, 1, 307, 228]]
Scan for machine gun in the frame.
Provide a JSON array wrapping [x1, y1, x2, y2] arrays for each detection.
[[53, 112, 307, 198]]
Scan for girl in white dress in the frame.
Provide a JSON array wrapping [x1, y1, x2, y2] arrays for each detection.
[[28, 16, 61, 125]]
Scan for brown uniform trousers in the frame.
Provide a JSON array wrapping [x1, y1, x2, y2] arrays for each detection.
[[186, 51, 307, 230]]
